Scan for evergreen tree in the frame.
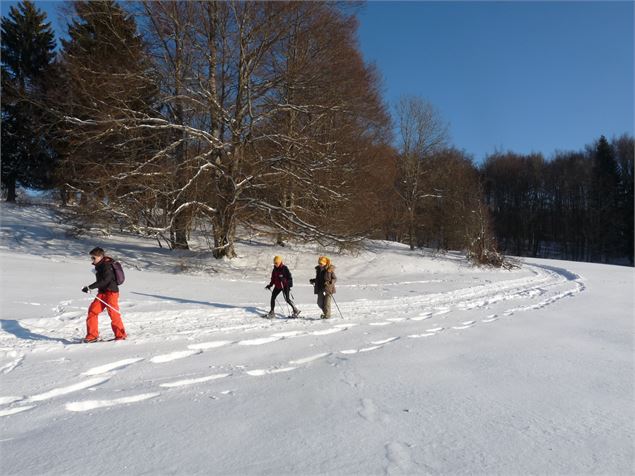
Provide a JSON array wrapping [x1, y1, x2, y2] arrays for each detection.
[[54, 1, 158, 222], [1, 0, 56, 201], [590, 135, 620, 262]]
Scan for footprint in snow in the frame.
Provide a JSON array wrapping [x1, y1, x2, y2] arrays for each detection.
[[187, 340, 232, 350], [0, 396, 24, 405], [370, 337, 399, 345], [160, 373, 230, 388], [66, 392, 160, 412], [452, 321, 476, 330], [1, 355, 24, 374], [28, 375, 112, 402], [238, 336, 282, 346], [434, 308, 451, 316], [311, 328, 345, 336], [246, 367, 297, 376], [411, 312, 432, 321], [384, 441, 415, 475], [359, 345, 383, 352], [82, 358, 144, 376], [407, 333, 436, 338], [358, 398, 390, 424], [0, 406, 35, 417], [150, 350, 202, 363], [271, 331, 305, 338], [482, 314, 499, 323], [289, 353, 330, 365]]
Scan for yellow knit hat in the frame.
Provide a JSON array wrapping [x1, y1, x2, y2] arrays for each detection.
[[273, 255, 283, 265]]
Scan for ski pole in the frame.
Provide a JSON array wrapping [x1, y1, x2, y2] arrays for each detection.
[[89, 291, 121, 315], [331, 294, 344, 319], [282, 290, 291, 316]]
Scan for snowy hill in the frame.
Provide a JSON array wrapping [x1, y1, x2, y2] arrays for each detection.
[[0, 202, 632, 475]]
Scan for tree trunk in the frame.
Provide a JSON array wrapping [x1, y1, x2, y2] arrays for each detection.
[[5, 176, 17, 202], [212, 206, 236, 258], [171, 205, 189, 250]]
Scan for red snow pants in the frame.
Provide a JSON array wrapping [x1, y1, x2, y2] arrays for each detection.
[[85, 291, 127, 340]]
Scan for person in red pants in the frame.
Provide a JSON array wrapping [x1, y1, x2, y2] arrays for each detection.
[[81, 247, 127, 342]]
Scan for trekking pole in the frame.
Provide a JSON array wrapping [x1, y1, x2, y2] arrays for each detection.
[[281, 292, 291, 317], [89, 291, 121, 315], [275, 293, 289, 317], [331, 294, 344, 319]]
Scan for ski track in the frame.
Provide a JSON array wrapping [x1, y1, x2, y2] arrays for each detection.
[[66, 393, 160, 412], [150, 350, 202, 363], [82, 358, 144, 376], [160, 373, 230, 388], [0, 263, 586, 417], [27, 375, 112, 402]]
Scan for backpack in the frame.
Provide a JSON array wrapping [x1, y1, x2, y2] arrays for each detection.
[[111, 261, 125, 285]]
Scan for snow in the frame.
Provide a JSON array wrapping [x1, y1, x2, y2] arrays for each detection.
[[0, 202, 633, 475]]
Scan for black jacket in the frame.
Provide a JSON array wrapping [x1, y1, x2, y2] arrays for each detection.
[[89, 257, 119, 293]]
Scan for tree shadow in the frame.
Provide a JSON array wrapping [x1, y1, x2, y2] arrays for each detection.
[[0, 320, 74, 344], [131, 292, 263, 316]]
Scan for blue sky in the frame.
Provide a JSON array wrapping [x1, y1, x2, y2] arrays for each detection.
[[357, 1, 634, 160], [2, 1, 633, 162]]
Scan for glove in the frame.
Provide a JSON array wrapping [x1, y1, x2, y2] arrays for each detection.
[[309, 279, 315, 285], [265, 284, 272, 290], [82, 286, 90, 293]]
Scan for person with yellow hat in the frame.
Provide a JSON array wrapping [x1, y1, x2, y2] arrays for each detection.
[[309, 256, 337, 319], [265, 256, 300, 318]]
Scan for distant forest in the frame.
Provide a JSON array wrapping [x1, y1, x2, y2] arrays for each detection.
[[2, 1, 633, 266]]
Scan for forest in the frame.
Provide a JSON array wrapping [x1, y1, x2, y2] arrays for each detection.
[[2, 1, 633, 266]]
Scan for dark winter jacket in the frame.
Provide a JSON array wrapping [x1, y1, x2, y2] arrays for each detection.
[[89, 257, 119, 293], [269, 264, 293, 290], [313, 265, 336, 295]]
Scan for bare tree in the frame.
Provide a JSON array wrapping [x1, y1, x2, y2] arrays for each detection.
[[49, 1, 390, 256], [395, 95, 449, 249]]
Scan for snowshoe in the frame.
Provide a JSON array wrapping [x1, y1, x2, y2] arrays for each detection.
[[289, 310, 301, 319]]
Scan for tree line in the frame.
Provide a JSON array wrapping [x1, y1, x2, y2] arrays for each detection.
[[482, 135, 634, 265], [2, 1, 632, 266]]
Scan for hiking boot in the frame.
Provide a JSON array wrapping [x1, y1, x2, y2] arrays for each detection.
[[83, 337, 99, 343]]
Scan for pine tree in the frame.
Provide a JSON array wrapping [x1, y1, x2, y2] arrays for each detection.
[[1, 0, 56, 202], [54, 1, 158, 224], [590, 135, 620, 262]]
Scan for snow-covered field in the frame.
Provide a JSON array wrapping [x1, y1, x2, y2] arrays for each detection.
[[0, 202, 633, 475]]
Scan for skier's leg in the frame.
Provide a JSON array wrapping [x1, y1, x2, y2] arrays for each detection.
[[283, 288, 299, 316], [317, 293, 325, 317], [270, 288, 281, 314], [86, 296, 105, 340], [323, 294, 332, 318], [105, 291, 126, 339]]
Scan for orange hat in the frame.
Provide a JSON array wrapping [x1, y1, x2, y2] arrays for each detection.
[[273, 255, 283, 265]]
